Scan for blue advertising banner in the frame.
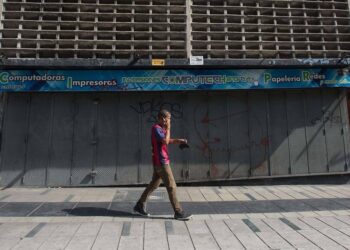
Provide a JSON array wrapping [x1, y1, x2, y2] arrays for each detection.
[[0, 68, 349, 92]]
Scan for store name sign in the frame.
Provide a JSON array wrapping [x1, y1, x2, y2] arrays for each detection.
[[0, 69, 348, 92]]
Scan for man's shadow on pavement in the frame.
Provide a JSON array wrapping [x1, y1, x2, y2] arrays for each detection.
[[63, 207, 173, 220]]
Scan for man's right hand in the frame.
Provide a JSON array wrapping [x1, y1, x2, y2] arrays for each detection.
[[165, 121, 171, 130], [180, 139, 187, 144]]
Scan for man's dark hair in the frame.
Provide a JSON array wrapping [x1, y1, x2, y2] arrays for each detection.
[[158, 109, 170, 119]]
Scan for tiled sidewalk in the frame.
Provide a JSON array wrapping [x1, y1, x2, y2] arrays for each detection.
[[1, 185, 350, 249]]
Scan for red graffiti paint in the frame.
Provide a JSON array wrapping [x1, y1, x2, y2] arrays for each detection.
[[210, 165, 218, 177], [260, 137, 269, 146]]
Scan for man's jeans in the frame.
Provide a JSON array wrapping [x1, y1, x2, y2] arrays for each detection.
[[138, 164, 182, 213]]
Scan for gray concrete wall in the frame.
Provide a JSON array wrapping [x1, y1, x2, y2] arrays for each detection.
[[0, 89, 349, 187], [1, 1, 349, 60]]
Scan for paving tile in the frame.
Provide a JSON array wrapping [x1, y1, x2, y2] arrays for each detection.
[[62, 223, 101, 250], [263, 212, 283, 218], [228, 213, 248, 219], [336, 227, 350, 237], [192, 214, 211, 220], [91, 235, 121, 250], [244, 200, 283, 213], [0, 238, 21, 250], [298, 229, 346, 249], [92, 216, 114, 222], [277, 230, 320, 250], [272, 199, 314, 212], [108, 202, 135, 217], [200, 187, 222, 202], [0, 202, 42, 217], [224, 219, 257, 234], [112, 190, 127, 202], [0, 223, 37, 239], [65, 235, 98, 250], [74, 222, 102, 236], [275, 186, 309, 199], [129, 221, 144, 236], [216, 187, 236, 201], [233, 232, 270, 250], [186, 220, 220, 250], [317, 216, 350, 229], [91, 222, 123, 250], [318, 227, 350, 249], [68, 202, 110, 217], [182, 202, 216, 215], [262, 218, 295, 232], [63, 194, 75, 202], [244, 191, 266, 201], [169, 220, 188, 235], [334, 215, 350, 226], [256, 231, 295, 249], [0, 195, 11, 202], [307, 186, 336, 199], [206, 220, 244, 250], [290, 186, 320, 198], [242, 218, 260, 232], [11, 237, 46, 250], [209, 201, 248, 214], [333, 187, 350, 198], [246, 218, 274, 232], [332, 198, 350, 209], [118, 236, 143, 250], [209, 214, 230, 220], [168, 235, 194, 250], [186, 188, 206, 201], [176, 189, 191, 202], [303, 199, 348, 211], [30, 202, 77, 216], [66, 216, 95, 222], [265, 188, 295, 200], [299, 217, 331, 230], [297, 211, 319, 217], [280, 217, 312, 230], [144, 221, 168, 250], [113, 217, 133, 222], [255, 192, 279, 201], [314, 186, 347, 198], [132, 217, 152, 222], [230, 193, 251, 201], [246, 213, 266, 219], [25, 223, 54, 238], [280, 212, 301, 218], [332, 210, 350, 216], [47, 223, 81, 237], [314, 210, 337, 217], [124, 190, 143, 202], [287, 186, 322, 199], [147, 201, 174, 215]]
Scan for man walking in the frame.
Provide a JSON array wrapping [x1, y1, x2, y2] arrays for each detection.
[[133, 109, 192, 220]]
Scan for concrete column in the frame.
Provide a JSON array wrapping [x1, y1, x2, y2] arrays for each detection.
[[0, 0, 3, 30], [186, 0, 192, 59]]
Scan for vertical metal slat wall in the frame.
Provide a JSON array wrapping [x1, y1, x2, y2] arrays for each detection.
[[0, 90, 348, 187]]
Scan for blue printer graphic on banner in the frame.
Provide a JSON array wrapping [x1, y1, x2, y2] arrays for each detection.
[[0, 68, 349, 92]]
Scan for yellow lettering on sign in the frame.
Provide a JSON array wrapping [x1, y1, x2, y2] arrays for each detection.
[[152, 59, 165, 66]]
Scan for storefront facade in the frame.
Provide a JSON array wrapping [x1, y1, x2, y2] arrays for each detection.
[[0, 69, 349, 186], [1, 1, 350, 186]]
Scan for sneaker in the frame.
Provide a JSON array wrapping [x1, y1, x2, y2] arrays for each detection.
[[133, 202, 150, 217], [174, 211, 192, 221]]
